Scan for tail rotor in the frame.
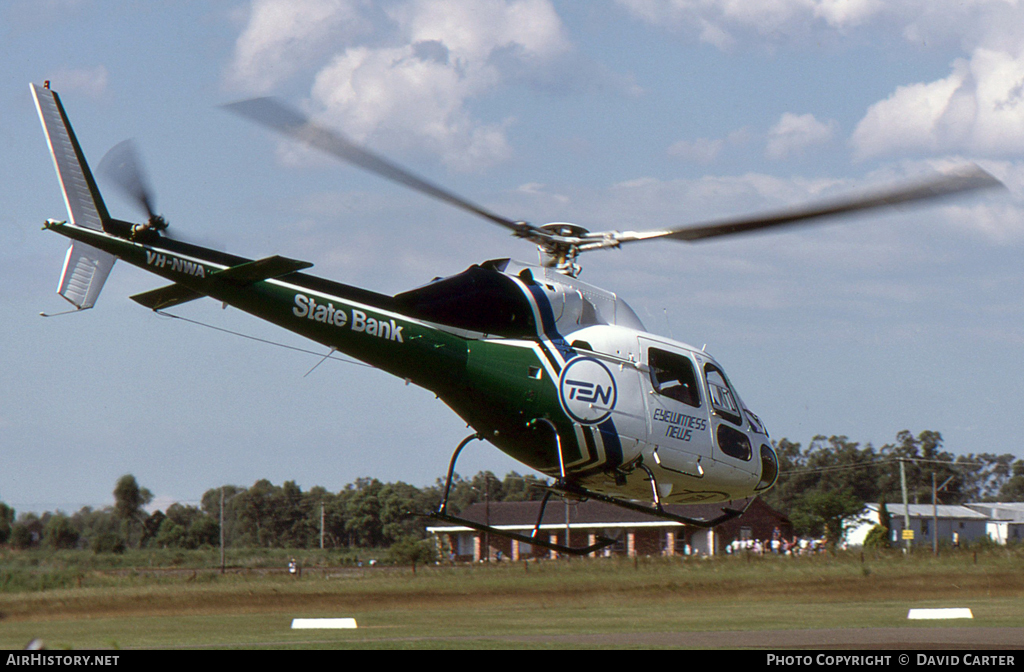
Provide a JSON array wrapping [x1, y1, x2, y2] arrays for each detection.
[[98, 139, 171, 238]]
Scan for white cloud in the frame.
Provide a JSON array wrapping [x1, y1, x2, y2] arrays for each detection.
[[309, 42, 514, 169], [50, 65, 108, 98], [228, 0, 571, 169], [668, 137, 724, 163], [667, 127, 751, 163], [615, 1, 1024, 162], [227, 0, 368, 93], [813, 0, 884, 27], [766, 112, 837, 159], [614, 0, 889, 47], [852, 48, 1024, 159]]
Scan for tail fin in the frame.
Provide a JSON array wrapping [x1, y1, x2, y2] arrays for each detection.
[[32, 82, 116, 310]]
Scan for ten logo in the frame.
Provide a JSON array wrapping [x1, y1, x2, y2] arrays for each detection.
[[558, 357, 617, 425]]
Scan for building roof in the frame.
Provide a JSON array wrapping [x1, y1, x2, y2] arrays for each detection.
[[964, 502, 1024, 522], [426, 498, 788, 532], [866, 503, 988, 520]]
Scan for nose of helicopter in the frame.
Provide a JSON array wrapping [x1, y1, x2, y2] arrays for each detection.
[[755, 441, 779, 492]]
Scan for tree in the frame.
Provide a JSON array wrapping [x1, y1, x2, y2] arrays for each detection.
[[499, 472, 549, 501], [71, 505, 120, 551], [10, 522, 35, 550], [113, 474, 153, 548], [863, 525, 890, 549], [43, 513, 80, 550], [343, 478, 384, 548], [186, 515, 220, 548], [90, 531, 126, 554], [141, 510, 166, 547], [379, 481, 431, 543], [997, 460, 1024, 501], [877, 501, 891, 533], [789, 489, 865, 547], [155, 521, 186, 548], [150, 504, 219, 549], [0, 502, 13, 545], [864, 501, 892, 549], [385, 535, 436, 567], [201, 485, 244, 547], [235, 479, 279, 547]]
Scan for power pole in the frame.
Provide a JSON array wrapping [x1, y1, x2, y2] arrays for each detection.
[[220, 487, 226, 574], [900, 458, 911, 554], [484, 480, 490, 563], [320, 502, 325, 550], [932, 472, 938, 556]]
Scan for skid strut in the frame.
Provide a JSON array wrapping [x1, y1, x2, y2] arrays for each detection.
[[428, 429, 616, 557], [426, 429, 754, 557]]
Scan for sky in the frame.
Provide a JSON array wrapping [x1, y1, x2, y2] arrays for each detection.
[[3, 0, 1024, 514]]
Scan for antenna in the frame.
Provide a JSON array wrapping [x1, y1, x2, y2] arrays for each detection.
[[303, 348, 337, 378]]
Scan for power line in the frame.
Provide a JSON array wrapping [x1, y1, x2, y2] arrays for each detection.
[[156, 309, 375, 370], [781, 456, 987, 476]]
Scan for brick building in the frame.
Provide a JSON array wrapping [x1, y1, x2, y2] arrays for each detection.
[[426, 498, 790, 561]]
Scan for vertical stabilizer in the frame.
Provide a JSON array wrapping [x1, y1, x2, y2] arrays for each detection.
[[56, 243, 116, 310], [32, 82, 116, 309]]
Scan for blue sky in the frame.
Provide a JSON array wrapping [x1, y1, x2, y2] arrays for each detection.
[[3, 0, 1023, 513]]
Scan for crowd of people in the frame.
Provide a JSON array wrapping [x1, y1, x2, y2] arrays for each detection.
[[724, 528, 830, 555]]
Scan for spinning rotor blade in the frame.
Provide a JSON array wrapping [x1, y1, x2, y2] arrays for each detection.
[[615, 165, 1003, 245], [224, 97, 530, 235], [98, 139, 158, 220]]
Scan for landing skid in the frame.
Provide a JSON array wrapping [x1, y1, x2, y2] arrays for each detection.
[[427, 510, 617, 557], [427, 432, 755, 557], [546, 480, 754, 529]]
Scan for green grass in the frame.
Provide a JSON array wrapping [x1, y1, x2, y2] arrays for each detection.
[[1, 549, 1022, 649]]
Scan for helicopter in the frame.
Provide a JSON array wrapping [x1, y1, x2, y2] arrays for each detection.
[[31, 82, 1001, 555]]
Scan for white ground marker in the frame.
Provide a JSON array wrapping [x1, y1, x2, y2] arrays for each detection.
[[291, 618, 358, 629], [907, 608, 973, 620]]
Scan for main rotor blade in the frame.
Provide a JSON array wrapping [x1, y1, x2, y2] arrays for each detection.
[[98, 139, 157, 219], [620, 165, 1003, 244], [224, 97, 526, 234]]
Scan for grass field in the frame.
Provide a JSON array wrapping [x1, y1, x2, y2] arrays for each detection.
[[2, 549, 1023, 649]]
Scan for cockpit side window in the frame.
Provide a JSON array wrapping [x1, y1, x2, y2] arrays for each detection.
[[704, 364, 742, 426], [648, 348, 701, 408]]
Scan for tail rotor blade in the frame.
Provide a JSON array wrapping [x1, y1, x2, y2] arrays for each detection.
[[98, 139, 158, 220]]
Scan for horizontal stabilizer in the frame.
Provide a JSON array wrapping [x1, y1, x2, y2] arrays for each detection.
[[129, 255, 311, 310], [131, 283, 204, 310], [212, 255, 312, 284]]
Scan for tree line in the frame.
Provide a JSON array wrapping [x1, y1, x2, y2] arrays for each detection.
[[1, 430, 1022, 553], [0, 471, 548, 553], [762, 430, 1024, 544]]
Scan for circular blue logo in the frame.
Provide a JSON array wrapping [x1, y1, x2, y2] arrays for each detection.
[[558, 356, 617, 425]]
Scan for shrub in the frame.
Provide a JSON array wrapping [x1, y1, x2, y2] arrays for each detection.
[[863, 524, 890, 549]]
